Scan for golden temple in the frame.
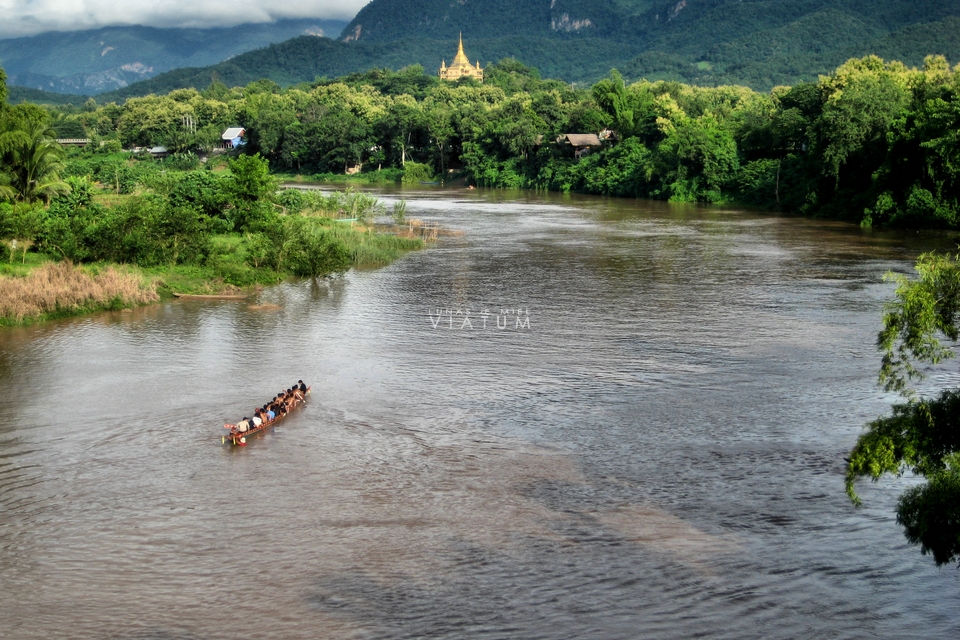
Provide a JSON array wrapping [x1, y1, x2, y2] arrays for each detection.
[[439, 34, 484, 82]]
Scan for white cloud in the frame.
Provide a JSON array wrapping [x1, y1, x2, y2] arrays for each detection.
[[0, 0, 370, 39]]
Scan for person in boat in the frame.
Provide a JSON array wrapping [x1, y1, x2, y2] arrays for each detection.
[[298, 380, 307, 394], [251, 412, 263, 429], [266, 405, 276, 421], [236, 417, 250, 433]]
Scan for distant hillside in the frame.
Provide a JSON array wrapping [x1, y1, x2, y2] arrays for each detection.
[[341, 0, 960, 45], [0, 19, 348, 95], [6, 86, 86, 106], [27, 0, 960, 101], [621, 12, 960, 88], [95, 35, 635, 102]]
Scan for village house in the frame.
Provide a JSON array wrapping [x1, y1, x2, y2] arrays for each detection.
[[221, 127, 246, 149], [557, 133, 603, 159]]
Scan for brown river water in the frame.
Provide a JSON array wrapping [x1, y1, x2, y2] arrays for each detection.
[[1, 188, 959, 639]]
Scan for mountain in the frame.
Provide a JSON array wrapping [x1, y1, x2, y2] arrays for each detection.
[[6, 86, 84, 106], [0, 19, 348, 95], [340, 0, 960, 45], [10, 0, 960, 102], [339, 0, 960, 86], [94, 35, 636, 102]]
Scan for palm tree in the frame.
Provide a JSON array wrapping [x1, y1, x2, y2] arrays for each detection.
[[0, 121, 71, 203], [0, 172, 14, 202]]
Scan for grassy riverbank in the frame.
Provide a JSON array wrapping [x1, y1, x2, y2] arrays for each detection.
[[0, 261, 157, 325], [0, 220, 424, 326], [1, 147, 427, 326]]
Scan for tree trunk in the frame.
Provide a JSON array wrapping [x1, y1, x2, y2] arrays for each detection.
[[775, 159, 781, 208]]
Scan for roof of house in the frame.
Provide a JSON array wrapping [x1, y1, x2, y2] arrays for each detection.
[[561, 134, 602, 147], [222, 127, 245, 140]]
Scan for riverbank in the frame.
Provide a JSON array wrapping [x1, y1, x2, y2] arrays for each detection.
[[0, 223, 425, 326], [0, 261, 158, 326]]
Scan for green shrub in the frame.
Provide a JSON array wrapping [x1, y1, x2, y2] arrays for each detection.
[[401, 162, 434, 184]]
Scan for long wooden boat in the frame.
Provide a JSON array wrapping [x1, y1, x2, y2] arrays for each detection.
[[174, 293, 250, 300], [222, 387, 311, 446]]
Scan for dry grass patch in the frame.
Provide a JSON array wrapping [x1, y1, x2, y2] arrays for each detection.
[[0, 262, 158, 323]]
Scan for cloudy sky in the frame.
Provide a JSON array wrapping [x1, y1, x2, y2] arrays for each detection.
[[0, 0, 371, 39]]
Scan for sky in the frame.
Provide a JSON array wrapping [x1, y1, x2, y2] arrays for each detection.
[[0, 0, 370, 39]]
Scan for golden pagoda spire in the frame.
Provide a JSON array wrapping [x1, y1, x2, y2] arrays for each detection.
[[439, 32, 484, 82], [453, 32, 470, 66]]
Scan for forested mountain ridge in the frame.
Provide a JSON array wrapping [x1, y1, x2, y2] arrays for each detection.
[[93, 36, 636, 103], [341, 0, 960, 87], [6, 0, 960, 101], [341, 0, 960, 44], [0, 19, 348, 95]]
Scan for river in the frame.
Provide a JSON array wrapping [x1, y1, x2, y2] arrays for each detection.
[[1, 188, 958, 639]]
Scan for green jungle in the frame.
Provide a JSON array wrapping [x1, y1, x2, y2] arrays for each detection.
[[14, 54, 960, 228], [0, 66, 423, 325]]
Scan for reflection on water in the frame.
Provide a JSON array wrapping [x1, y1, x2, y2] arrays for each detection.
[[1, 188, 958, 639]]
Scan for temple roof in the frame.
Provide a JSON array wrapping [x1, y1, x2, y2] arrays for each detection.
[[439, 33, 483, 81]]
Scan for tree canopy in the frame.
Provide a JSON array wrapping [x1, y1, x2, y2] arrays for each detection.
[[7, 54, 960, 227]]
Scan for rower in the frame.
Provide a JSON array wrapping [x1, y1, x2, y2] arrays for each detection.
[[251, 412, 263, 428], [237, 417, 250, 433], [298, 380, 307, 394]]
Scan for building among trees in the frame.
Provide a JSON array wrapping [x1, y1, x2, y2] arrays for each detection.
[[439, 35, 483, 82]]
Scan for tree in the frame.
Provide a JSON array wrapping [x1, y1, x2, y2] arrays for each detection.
[[281, 216, 351, 277], [863, 59, 960, 228], [592, 72, 655, 141], [0, 120, 71, 203], [846, 252, 960, 565], [0, 65, 8, 106], [424, 104, 455, 177], [378, 98, 424, 167], [225, 153, 278, 203], [223, 154, 279, 231]]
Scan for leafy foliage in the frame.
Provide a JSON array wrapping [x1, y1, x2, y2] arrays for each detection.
[[876, 253, 960, 394], [0, 110, 70, 203], [7, 52, 960, 225], [847, 253, 960, 565]]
